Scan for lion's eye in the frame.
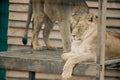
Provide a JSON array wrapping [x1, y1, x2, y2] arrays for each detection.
[[88, 15, 94, 22], [70, 24, 73, 33], [78, 28, 81, 32], [72, 12, 79, 16], [72, 13, 75, 16], [88, 17, 93, 22]]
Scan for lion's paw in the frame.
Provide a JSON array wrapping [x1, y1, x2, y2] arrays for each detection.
[[62, 70, 72, 79], [32, 43, 42, 50], [33, 45, 42, 50], [46, 46, 57, 50]]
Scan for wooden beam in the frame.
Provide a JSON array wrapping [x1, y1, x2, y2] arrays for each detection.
[[29, 71, 35, 80], [97, 0, 107, 80], [0, 49, 99, 77]]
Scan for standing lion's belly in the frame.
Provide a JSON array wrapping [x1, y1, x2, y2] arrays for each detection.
[[44, 3, 60, 22], [44, 1, 71, 23]]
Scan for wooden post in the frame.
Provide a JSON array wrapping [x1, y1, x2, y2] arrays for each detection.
[[97, 0, 107, 80], [29, 71, 36, 80]]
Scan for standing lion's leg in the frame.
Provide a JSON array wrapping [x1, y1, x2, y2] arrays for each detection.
[[32, 0, 44, 50], [59, 20, 71, 52], [43, 15, 54, 49]]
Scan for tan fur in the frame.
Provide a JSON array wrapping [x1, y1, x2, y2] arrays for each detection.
[[23, 0, 89, 52], [61, 13, 120, 79]]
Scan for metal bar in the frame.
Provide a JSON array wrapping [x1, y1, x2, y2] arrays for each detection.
[[97, 0, 107, 80], [29, 71, 36, 80]]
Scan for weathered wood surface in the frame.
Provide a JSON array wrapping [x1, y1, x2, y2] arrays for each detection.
[[97, 0, 107, 79], [105, 59, 120, 69], [0, 49, 100, 77], [6, 69, 120, 80]]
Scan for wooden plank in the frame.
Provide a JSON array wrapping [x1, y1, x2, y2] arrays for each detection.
[[7, 69, 120, 80], [9, 12, 27, 21], [107, 19, 120, 27], [8, 20, 60, 30], [105, 78, 120, 80], [105, 69, 120, 77], [9, 20, 32, 28], [107, 0, 120, 2], [8, 37, 62, 48], [9, 0, 29, 4], [0, 49, 100, 77], [107, 9, 120, 19], [89, 8, 120, 18], [7, 70, 28, 78], [8, 45, 30, 51], [9, 4, 28, 12], [86, 1, 120, 9], [107, 2, 120, 9], [7, 76, 96, 80], [7, 77, 120, 80], [8, 28, 61, 39], [6, 70, 95, 80]]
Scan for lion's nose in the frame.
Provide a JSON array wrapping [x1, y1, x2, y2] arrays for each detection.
[[79, 38, 82, 40]]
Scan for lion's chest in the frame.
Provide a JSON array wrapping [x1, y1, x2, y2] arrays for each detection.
[[71, 40, 91, 55]]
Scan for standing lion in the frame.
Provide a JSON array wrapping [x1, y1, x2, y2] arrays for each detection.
[[22, 0, 89, 52]]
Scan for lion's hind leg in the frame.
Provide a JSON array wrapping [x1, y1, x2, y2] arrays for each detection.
[[43, 15, 55, 50], [32, 0, 44, 50], [32, 15, 43, 50]]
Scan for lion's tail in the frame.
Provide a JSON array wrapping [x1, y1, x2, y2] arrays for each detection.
[[22, 0, 33, 45]]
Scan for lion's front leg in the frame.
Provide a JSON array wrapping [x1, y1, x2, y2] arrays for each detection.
[[62, 52, 96, 79], [59, 20, 71, 52], [62, 54, 79, 79], [61, 52, 75, 61]]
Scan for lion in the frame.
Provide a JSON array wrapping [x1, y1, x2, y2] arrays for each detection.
[[22, 0, 89, 52], [61, 13, 120, 79]]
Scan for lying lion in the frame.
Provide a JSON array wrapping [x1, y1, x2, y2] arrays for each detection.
[[61, 13, 120, 79]]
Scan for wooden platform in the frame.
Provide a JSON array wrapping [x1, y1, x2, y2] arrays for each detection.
[[0, 48, 100, 77]]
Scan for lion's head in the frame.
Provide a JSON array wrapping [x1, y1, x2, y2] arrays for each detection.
[[70, 13, 97, 42]]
